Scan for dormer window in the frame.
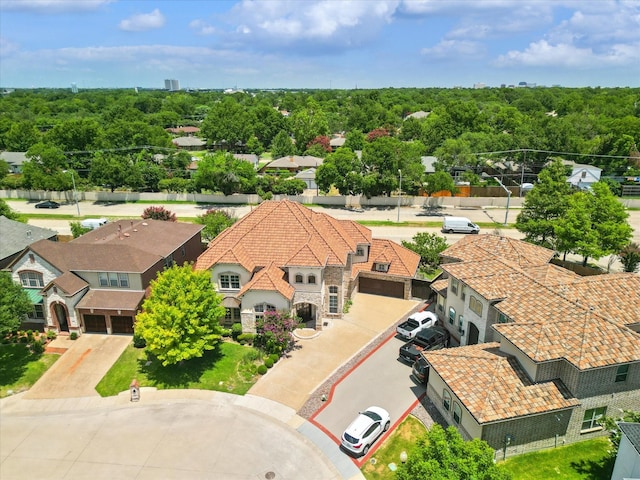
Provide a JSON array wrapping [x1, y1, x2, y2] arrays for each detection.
[[356, 247, 364, 256], [219, 273, 240, 290], [307, 274, 316, 284], [295, 273, 303, 283], [374, 263, 389, 272]]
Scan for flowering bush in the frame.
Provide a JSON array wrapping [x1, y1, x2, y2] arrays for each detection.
[[255, 311, 299, 357]]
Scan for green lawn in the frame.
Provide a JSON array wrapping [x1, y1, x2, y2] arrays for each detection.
[[500, 437, 614, 480], [96, 341, 264, 396], [361, 415, 427, 480], [0, 343, 60, 397]]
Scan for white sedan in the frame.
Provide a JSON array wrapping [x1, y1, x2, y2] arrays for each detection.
[[340, 406, 391, 456]]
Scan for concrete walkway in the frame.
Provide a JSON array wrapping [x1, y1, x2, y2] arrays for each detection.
[[248, 293, 420, 410], [24, 334, 131, 399]]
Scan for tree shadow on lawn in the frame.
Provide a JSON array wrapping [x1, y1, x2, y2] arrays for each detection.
[[0, 344, 39, 387], [570, 455, 615, 480], [138, 346, 224, 389]]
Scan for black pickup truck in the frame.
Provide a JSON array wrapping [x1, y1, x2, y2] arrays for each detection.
[[399, 326, 450, 364]]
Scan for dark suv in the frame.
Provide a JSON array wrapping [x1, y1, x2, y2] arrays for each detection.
[[399, 326, 450, 364]]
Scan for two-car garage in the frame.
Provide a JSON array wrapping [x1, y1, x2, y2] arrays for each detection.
[[358, 276, 406, 299], [76, 290, 144, 335], [82, 314, 134, 334]]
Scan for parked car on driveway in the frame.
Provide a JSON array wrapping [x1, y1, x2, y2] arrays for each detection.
[[35, 200, 60, 209], [396, 310, 438, 340], [341, 406, 390, 457], [399, 326, 450, 364], [412, 356, 429, 385]]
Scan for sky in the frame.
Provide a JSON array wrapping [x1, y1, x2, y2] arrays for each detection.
[[1, 0, 639, 90]]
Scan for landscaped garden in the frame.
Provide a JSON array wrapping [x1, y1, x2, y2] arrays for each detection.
[[0, 330, 60, 397]]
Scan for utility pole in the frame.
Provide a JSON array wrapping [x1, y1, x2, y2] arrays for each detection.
[[397, 169, 402, 223]]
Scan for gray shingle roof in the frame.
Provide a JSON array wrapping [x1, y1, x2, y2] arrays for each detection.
[[0, 216, 57, 261]]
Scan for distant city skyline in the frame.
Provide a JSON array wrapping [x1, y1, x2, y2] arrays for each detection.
[[1, 1, 638, 90]]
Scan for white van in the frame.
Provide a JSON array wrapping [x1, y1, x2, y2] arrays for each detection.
[[80, 218, 108, 230], [441, 216, 480, 234]]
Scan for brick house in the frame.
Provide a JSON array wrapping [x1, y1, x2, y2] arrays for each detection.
[[195, 200, 420, 331], [8, 219, 203, 336], [425, 234, 640, 457]]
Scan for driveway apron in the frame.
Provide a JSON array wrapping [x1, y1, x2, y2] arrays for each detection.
[[248, 293, 420, 411], [23, 334, 131, 399]]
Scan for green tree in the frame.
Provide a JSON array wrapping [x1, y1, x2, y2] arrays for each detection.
[[141, 205, 177, 222], [617, 242, 640, 273], [270, 130, 296, 159], [2, 121, 42, 151], [0, 271, 32, 336], [290, 100, 329, 154], [200, 98, 253, 148], [22, 143, 69, 191], [70, 221, 92, 238], [402, 232, 448, 275], [555, 192, 600, 263], [589, 182, 633, 266], [344, 129, 365, 151], [424, 171, 456, 196], [599, 410, 640, 457], [135, 264, 225, 366], [89, 152, 138, 192], [396, 424, 511, 480], [515, 158, 572, 249], [193, 152, 257, 195], [195, 209, 236, 242], [0, 198, 22, 221], [315, 147, 363, 195]]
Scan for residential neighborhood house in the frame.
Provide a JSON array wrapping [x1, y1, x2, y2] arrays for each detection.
[[0, 151, 27, 174], [567, 163, 602, 190], [195, 199, 420, 331], [8, 219, 203, 336], [425, 234, 640, 457], [260, 155, 323, 174], [611, 422, 640, 480], [0, 215, 58, 270]]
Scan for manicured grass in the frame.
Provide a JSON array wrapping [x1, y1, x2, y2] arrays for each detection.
[[0, 343, 60, 397], [361, 415, 427, 480], [357, 220, 513, 229], [96, 341, 264, 397], [500, 437, 614, 480]]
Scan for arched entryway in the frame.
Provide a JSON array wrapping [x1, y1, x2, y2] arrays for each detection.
[[467, 322, 479, 345], [295, 303, 317, 329], [52, 303, 69, 332]]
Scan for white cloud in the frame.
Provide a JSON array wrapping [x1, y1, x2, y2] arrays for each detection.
[[0, 36, 20, 56], [119, 9, 165, 32], [494, 39, 640, 67], [0, 0, 112, 13], [421, 39, 485, 59], [189, 19, 217, 36]]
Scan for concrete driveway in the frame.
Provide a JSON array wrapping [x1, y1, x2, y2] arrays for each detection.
[[24, 334, 131, 399], [248, 293, 420, 411]]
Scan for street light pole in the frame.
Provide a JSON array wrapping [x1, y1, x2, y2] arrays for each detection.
[[494, 177, 510, 225], [397, 169, 402, 223], [67, 170, 80, 216]]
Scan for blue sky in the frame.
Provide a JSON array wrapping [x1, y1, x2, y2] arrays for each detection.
[[1, 0, 639, 89]]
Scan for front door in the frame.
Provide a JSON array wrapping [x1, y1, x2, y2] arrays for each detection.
[[54, 303, 69, 332], [468, 322, 479, 345], [296, 303, 314, 328]]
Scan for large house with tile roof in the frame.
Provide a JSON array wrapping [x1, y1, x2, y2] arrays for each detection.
[[7, 219, 203, 336], [425, 234, 640, 457], [195, 200, 420, 331]]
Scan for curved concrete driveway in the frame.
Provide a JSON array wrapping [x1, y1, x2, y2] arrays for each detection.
[[0, 390, 347, 480]]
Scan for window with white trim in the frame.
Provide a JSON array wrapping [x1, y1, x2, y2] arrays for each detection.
[[448, 307, 456, 325], [451, 278, 459, 295], [452, 402, 462, 424], [32, 304, 45, 319], [443, 390, 451, 411], [469, 295, 483, 316], [220, 273, 240, 290], [20, 271, 44, 288], [375, 263, 389, 272], [254, 303, 276, 317], [329, 286, 339, 313], [582, 407, 606, 431], [98, 272, 129, 288]]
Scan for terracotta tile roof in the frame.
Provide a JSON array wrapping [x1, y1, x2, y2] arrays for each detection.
[[44, 272, 88, 296], [440, 234, 554, 268], [431, 278, 449, 294], [75, 289, 146, 311], [425, 343, 579, 424], [493, 314, 640, 369], [351, 239, 420, 278], [29, 239, 163, 273], [285, 242, 327, 267], [72, 219, 203, 258], [237, 263, 295, 300], [196, 200, 365, 272], [524, 264, 581, 286]]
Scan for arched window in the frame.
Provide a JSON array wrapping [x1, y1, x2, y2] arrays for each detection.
[[453, 402, 462, 424], [254, 303, 276, 317], [19, 271, 44, 288], [307, 274, 316, 284], [295, 273, 303, 283], [443, 390, 451, 411], [448, 307, 456, 325]]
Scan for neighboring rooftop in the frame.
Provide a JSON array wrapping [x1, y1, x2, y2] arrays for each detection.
[[0, 215, 58, 267]]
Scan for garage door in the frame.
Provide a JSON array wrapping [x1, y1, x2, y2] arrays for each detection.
[[83, 314, 107, 333], [111, 316, 134, 334], [358, 277, 404, 298]]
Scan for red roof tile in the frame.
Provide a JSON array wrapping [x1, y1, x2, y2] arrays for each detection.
[[237, 263, 295, 300]]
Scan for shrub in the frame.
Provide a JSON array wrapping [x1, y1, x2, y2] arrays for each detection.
[[237, 333, 255, 345], [269, 353, 279, 363], [264, 358, 274, 368], [70, 332, 78, 340], [19, 336, 28, 343], [255, 310, 299, 356], [31, 339, 44, 354], [221, 328, 231, 338], [132, 332, 146, 348], [231, 323, 243, 340], [46, 330, 57, 340], [257, 364, 268, 375], [141, 205, 177, 222]]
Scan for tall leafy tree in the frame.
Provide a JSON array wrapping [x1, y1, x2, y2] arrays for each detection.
[[193, 152, 257, 195], [290, 99, 329, 154], [397, 424, 511, 480], [135, 264, 225, 366], [0, 198, 22, 221], [589, 182, 633, 264], [270, 130, 296, 159], [89, 152, 140, 192], [402, 232, 448, 275], [555, 192, 600, 263], [515, 158, 571, 249], [315, 147, 363, 195], [22, 143, 69, 190], [0, 272, 33, 336], [1, 120, 42, 151], [200, 98, 253, 148], [196, 209, 236, 242]]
